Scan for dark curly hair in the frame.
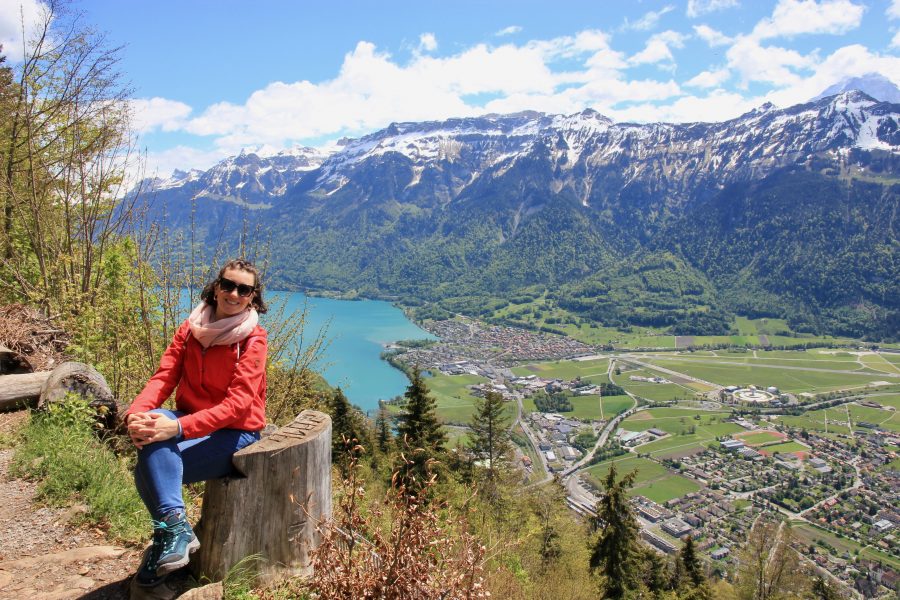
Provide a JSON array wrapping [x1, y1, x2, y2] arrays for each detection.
[[200, 259, 268, 314]]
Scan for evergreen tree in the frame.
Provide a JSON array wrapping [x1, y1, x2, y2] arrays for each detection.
[[375, 401, 394, 454], [642, 547, 671, 596], [590, 462, 642, 600], [395, 368, 446, 489], [678, 536, 712, 600], [467, 390, 511, 480], [680, 536, 705, 587], [328, 387, 364, 471]]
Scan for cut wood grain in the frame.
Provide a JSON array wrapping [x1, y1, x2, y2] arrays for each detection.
[[192, 410, 332, 585]]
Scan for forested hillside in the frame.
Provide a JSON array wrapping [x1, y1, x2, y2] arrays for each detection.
[[134, 95, 900, 340]]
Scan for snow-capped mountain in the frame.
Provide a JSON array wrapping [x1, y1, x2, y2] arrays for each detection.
[[135, 91, 899, 339], [310, 90, 898, 207], [144, 146, 328, 206], [813, 73, 900, 104], [144, 91, 897, 210]]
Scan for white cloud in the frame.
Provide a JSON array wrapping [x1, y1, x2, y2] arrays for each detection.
[[892, 30, 900, 48], [888, 0, 900, 19], [495, 25, 522, 37], [763, 44, 900, 106], [752, 0, 865, 40], [693, 25, 732, 47], [727, 37, 816, 87], [182, 40, 564, 147], [685, 68, 731, 88], [130, 97, 193, 133], [686, 0, 739, 18], [0, 0, 46, 61], [629, 30, 687, 66], [622, 6, 675, 32], [418, 32, 437, 53]]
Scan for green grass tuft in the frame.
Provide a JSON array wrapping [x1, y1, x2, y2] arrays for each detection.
[[11, 399, 149, 543]]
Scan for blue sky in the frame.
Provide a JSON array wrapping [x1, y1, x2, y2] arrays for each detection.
[[2, 0, 899, 177]]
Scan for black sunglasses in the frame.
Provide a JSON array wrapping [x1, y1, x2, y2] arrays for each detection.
[[218, 277, 256, 298]]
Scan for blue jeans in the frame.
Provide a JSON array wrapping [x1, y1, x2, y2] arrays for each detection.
[[134, 409, 260, 520]]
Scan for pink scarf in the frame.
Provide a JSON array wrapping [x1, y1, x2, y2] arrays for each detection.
[[187, 302, 258, 349]]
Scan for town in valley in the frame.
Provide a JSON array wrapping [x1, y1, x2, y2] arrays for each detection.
[[385, 316, 900, 598]]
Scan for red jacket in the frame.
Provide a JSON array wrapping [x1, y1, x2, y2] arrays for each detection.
[[126, 320, 267, 439]]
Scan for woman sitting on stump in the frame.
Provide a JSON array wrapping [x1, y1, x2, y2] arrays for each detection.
[[125, 259, 268, 587]]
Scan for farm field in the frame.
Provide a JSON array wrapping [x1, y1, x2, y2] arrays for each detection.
[[760, 441, 809, 456], [792, 522, 900, 571], [734, 316, 792, 335], [444, 427, 471, 449], [584, 456, 701, 503], [859, 353, 900, 374], [620, 408, 730, 434], [635, 432, 718, 457], [735, 430, 786, 445], [642, 357, 894, 393], [773, 412, 851, 435], [873, 393, 900, 410], [522, 394, 632, 421], [848, 404, 899, 432], [422, 373, 515, 424], [512, 358, 610, 381]]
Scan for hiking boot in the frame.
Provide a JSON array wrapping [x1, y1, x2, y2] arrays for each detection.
[[135, 526, 164, 587], [155, 511, 200, 575]]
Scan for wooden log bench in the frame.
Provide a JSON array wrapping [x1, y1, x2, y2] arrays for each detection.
[[191, 409, 332, 585]]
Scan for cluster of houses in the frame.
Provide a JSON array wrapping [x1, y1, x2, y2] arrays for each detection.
[[402, 317, 595, 373], [629, 491, 742, 563]]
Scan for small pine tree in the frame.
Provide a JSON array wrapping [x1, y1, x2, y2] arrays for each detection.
[[467, 391, 511, 479], [395, 368, 446, 489], [589, 462, 642, 600], [680, 536, 704, 587], [678, 536, 712, 600], [375, 401, 394, 454], [328, 387, 362, 471]]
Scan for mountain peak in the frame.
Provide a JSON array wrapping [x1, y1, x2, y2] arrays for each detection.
[[813, 73, 900, 104]]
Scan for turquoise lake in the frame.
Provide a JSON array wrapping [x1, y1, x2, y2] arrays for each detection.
[[267, 291, 433, 413]]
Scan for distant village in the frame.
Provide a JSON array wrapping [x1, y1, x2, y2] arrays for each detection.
[[387, 318, 900, 596]]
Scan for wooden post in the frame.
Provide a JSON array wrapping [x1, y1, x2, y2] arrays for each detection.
[[192, 410, 332, 585]]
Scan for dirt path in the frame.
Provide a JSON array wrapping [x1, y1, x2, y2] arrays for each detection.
[[0, 410, 139, 599]]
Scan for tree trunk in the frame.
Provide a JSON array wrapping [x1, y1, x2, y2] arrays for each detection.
[[192, 410, 332, 585], [0, 371, 49, 410], [38, 362, 118, 429]]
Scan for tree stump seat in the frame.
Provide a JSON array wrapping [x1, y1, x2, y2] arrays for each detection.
[[191, 409, 332, 585]]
